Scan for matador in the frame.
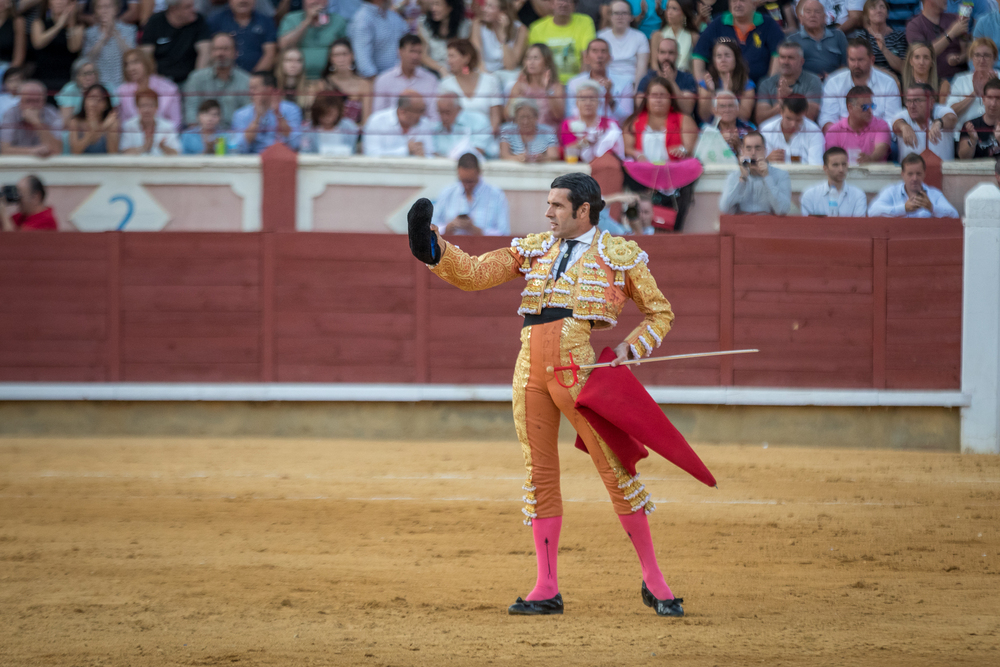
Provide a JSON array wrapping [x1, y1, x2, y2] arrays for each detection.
[[408, 173, 684, 617]]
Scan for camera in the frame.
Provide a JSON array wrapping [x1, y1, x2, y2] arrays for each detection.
[[741, 159, 757, 167], [2, 184, 19, 203]]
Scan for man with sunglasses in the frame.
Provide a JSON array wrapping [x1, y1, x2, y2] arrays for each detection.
[[823, 84, 892, 163], [818, 38, 901, 131]]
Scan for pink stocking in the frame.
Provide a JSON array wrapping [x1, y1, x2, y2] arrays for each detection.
[[526, 516, 561, 601], [618, 512, 674, 600]]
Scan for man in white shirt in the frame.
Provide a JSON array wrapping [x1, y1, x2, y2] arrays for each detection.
[[819, 38, 902, 131], [432, 92, 499, 159], [892, 82, 959, 162], [719, 131, 792, 215], [362, 90, 436, 157], [430, 153, 510, 236], [868, 153, 959, 218], [759, 94, 825, 165], [566, 38, 631, 122], [800, 147, 869, 216], [371, 34, 440, 119]]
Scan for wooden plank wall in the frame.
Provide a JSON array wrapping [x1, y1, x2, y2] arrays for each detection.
[[0, 224, 962, 390]]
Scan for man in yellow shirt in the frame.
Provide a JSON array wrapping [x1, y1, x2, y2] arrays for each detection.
[[528, 0, 597, 83]]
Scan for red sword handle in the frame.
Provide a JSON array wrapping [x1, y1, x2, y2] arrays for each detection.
[[552, 352, 580, 389]]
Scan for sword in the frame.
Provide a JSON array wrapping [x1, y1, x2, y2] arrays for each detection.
[[547, 349, 760, 389]]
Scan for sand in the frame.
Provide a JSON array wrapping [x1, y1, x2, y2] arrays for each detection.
[[1, 437, 998, 666]]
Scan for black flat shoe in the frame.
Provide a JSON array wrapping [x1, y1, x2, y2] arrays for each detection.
[[508, 592, 564, 615], [642, 582, 684, 617]]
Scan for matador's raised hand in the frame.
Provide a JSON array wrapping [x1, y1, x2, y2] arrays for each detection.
[[407, 198, 442, 265]]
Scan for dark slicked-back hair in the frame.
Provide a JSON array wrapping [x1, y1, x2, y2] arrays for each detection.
[[823, 146, 847, 165], [457, 152, 480, 170], [25, 175, 45, 201], [550, 173, 606, 225], [901, 153, 925, 171]]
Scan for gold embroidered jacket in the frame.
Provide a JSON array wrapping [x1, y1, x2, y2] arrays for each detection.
[[429, 231, 674, 359]]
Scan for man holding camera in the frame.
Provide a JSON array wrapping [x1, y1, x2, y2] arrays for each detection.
[[0, 176, 57, 232], [719, 131, 792, 215]]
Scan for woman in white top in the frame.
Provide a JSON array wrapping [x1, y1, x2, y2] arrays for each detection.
[[596, 1, 649, 96], [650, 0, 700, 73], [948, 37, 1000, 135], [470, 0, 527, 89], [120, 88, 179, 155], [302, 92, 359, 155], [439, 38, 504, 133], [417, 0, 471, 78]]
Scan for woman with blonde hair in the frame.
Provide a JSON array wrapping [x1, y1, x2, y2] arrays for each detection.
[[947, 37, 1000, 133], [902, 42, 949, 105], [275, 48, 311, 111], [506, 42, 564, 128], [116, 48, 181, 129], [471, 0, 527, 87], [650, 0, 699, 73]]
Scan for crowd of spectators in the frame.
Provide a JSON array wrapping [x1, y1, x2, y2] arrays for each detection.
[[3, 0, 1000, 228]]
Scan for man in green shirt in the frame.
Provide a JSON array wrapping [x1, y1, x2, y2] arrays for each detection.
[[278, 0, 348, 80], [527, 0, 597, 83]]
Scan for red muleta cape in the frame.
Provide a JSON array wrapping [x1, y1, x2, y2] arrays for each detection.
[[573, 347, 717, 487]]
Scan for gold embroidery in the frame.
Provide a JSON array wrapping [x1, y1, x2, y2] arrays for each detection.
[[512, 326, 536, 525], [511, 232, 555, 257], [597, 231, 648, 270], [429, 242, 521, 291], [622, 260, 674, 359]]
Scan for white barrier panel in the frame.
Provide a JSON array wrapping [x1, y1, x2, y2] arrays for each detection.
[[962, 183, 1000, 454]]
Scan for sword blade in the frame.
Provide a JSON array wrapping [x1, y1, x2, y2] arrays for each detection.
[[575, 348, 759, 371]]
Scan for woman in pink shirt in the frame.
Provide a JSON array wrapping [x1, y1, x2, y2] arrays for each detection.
[[115, 48, 181, 130]]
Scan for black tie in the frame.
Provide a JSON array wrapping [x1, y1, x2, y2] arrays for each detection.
[[554, 240, 579, 281]]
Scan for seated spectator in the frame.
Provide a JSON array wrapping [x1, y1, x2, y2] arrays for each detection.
[[786, 0, 847, 80], [566, 38, 624, 122], [183, 32, 251, 128], [362, 89, 435, 156], [893, 82, 958, 161], [703, 90, 756, 157], [623, 75, 698, 162], [597, 1, 649, 102], [83, 0, 137, 90], [957, 77, 1000, 157], [945, 0, 996, 21], [231, 71, 302, 152], [440, 39, 504, 133], [628, 192, 657, 235], [208, 0, 276, 73], [906, 0, 968, 82], [0, 80, 64, 156], [692, 0, 785, 86], [854, 0, 907, 76], [627, 0, 663, 38], [819, 39, 901, 131], [948, 37, 1000, 132], [275, 48, 311, 110], [372, 34, 439, 118], [118, 48, 182, 129], [696, 39, 755, 122], [499, 98, 560, 162], [596, 192, 636, 235], [418, 0, 471, 77], [120, 87, 181, 154], [317, 39, 372, 126], [470, 0, 528, 85], [649, 0, 701, 74], [636, 37, 697, 115], [349, 0, 409, 79], [527, 0, 597, 83], [0, 176, 57, 232], [560, 80, 625, 163], [824, 85, 891, 162], [902, 42, 950, 105], [68, 83, 119, 153], [0, 1, 26, 72], [0, 66, 22, 120], [31, 0, 84, 96], [326, 0, 363, 23], [973, 8, 1000, 68], [277, 0, 346, 80], [868, 152, 959, 216], [57, 58, 120, 125], [755, 41, 822, 124], [432, 92, 499, 159], [758, 93, 824, 165], [301, 91, 359, 154], [800, 147, 869, 216], [181, 98, 231, 153], [431, 152, 511, 236], [719, 131, 791, 215], [507, 43, 566, 127], [141, 0, 212, 86]]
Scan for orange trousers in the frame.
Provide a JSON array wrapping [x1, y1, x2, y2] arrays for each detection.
[[513, 318, 653, 524]]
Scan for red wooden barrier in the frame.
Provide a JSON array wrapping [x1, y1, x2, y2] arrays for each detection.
[[0, 220, 962, 389]]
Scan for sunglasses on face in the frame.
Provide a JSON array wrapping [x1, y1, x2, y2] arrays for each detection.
[[858, 103, 876, 112]]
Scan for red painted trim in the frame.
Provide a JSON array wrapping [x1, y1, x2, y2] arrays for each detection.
[[107, 233, 120, 381], [260, 144, 297, 232], [720, 235, 735, 386], [872, 239, 888, 389], [261, 234, 275, 382]]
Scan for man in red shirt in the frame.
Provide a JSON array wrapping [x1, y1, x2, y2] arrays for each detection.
[[0, 176, 58, 232]]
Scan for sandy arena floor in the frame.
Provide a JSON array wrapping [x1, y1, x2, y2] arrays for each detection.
[[0, 437, 998, 666]]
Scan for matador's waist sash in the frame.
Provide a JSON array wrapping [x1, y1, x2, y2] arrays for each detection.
[[572, 347, 717, 488]]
